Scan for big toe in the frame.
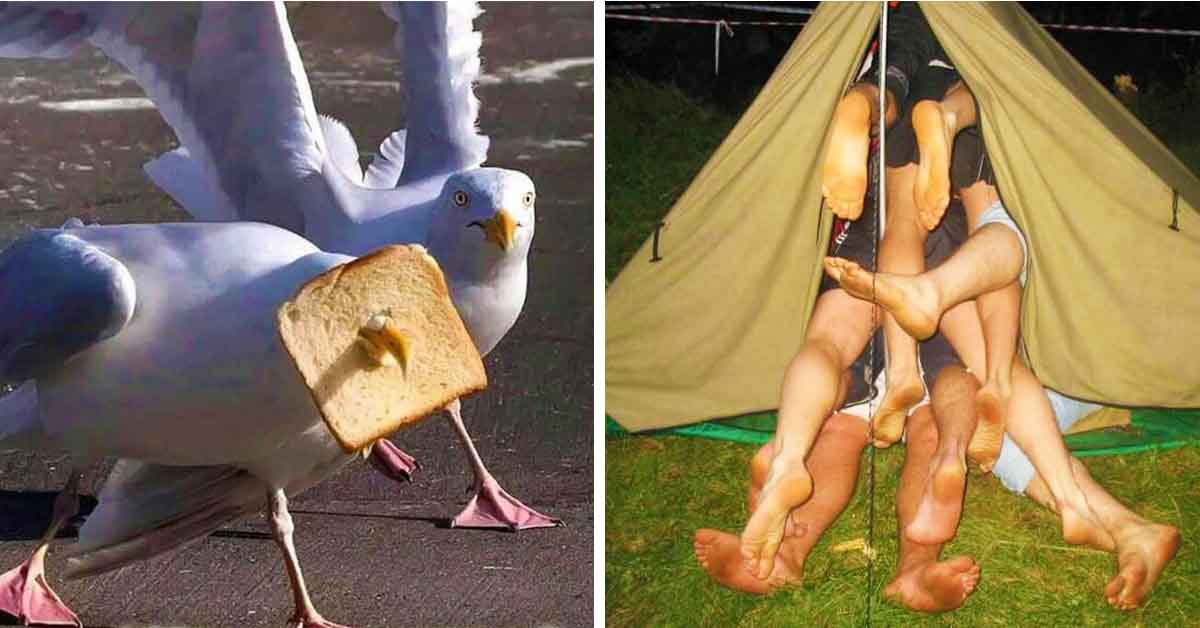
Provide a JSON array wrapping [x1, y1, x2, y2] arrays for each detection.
[[944, 555, 976, 574], [694, 528, 720, 546]]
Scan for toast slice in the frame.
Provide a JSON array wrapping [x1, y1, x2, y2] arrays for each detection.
[[278, 245, 487, 452]]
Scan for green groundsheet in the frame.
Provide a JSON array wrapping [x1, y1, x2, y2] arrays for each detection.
[[605, 408, 1200, 458]]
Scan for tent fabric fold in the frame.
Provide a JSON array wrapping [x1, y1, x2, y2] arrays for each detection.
[[607, 1, 1200, 433]]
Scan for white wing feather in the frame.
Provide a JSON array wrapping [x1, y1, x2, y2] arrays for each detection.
[[382, 1, 489, 184], [0, 2, 339, 232]]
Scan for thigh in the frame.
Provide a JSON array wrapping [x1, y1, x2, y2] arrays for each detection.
[[885, 164, 923, 229], [951, 128, 997, 201], [959, 179, 1001, 231]]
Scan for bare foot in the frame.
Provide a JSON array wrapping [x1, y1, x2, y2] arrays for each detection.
[[1058, 494, 1113, 551], [1104, 523, 1181, 610], [872, 372, 925, 448], [821, 90, 872, 220], [912, 100, 954, 230], [968, 381, 1007, 472], [739, 459, 814, 580], [694, 529, 805, 594], [823, 257, 940, 340], [884, 555, 981, 613], [905, 451, 967, 545]]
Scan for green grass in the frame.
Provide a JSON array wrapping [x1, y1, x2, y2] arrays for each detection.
[[604, 77, 1200, 626], [607, 437, 1200, 627], [604, 76, 736, 281]]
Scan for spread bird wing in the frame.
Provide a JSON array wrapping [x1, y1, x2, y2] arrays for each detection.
[[375, 1, 490, 187], [0, 2, 352, 234]]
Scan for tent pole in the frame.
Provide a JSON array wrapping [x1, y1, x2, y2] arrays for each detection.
[[863, 3, 887, 626]]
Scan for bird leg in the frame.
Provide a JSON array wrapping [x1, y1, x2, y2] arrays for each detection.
[[368, 439, 420, 482], [445, 399, 563, 531], [0, 469, 82, 627], [267, 489, 351, 628]]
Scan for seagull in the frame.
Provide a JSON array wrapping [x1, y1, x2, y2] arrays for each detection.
[[0, 219, 424, 627], [0, 0, 558, 531]]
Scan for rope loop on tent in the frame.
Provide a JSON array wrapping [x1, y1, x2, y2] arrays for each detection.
[[1170, 189, 1181, 232], [650, 221, 666, 262]]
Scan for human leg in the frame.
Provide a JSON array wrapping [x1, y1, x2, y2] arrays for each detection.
[[938, 305, 1108, 547], [1027, 463, 1180, 610], [906, 365, 978, 545], [822, 82, 898, 220], [695, 413, 870, 593], [739, 290, 876, 579], [999, 391, 1180, 610], [884, 405, 981, 612], [823, 219, 1023, 341], [865, 163, 929, 448], [959, 181, 1023, 469]]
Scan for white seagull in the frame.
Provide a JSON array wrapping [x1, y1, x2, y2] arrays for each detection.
[[0, 0, 557, 531], [0, 219, 428, 628]]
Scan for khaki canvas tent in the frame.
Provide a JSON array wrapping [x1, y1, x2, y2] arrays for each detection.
[[606, 1, 1200, 433]]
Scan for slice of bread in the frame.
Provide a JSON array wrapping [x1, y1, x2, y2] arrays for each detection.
[[277, 245, 487, 452]]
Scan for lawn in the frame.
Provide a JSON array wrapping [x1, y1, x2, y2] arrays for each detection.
[[604, 76, 1200, 627]]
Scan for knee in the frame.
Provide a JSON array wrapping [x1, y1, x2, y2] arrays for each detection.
[[795, 336, 846, 371], [932, 364, 977, 400], [820, 412, 870, 444], [750, 442, 775, 485]]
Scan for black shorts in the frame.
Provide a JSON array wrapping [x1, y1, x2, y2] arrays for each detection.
[[820, 193, 967, 405]]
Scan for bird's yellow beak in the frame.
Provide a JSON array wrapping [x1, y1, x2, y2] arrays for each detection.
[[483, 210, 517, 251], [357, 315, 410, 373]]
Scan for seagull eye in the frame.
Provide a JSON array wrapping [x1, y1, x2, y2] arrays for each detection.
[[453, 191, 469, 207], [523, 192, 535, 207]]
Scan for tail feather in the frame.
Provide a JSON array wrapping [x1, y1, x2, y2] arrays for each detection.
[[318, 114, 363, 182], [65, 460, 265, 578], [363, 129, 406, 189], [143, 147, 239, 222]]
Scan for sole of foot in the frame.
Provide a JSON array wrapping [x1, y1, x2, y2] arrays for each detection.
[[884, 555, 981, 613], [968, 384, 1007, 472], [739, 464, 813, 580], [821, 91, 872, 221], [872, 377, 924, 447], [905, 455, 967, 545], [912, 100, 953, 230]]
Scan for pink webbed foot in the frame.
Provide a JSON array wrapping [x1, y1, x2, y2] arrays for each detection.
[[289, 611, 352, 628], [450, 476, 563, 531], [0, 549, 81, 627], [368, 439, 420, 483]]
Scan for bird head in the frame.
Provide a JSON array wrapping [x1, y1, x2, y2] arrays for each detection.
[[426, 167, 535, 276]]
